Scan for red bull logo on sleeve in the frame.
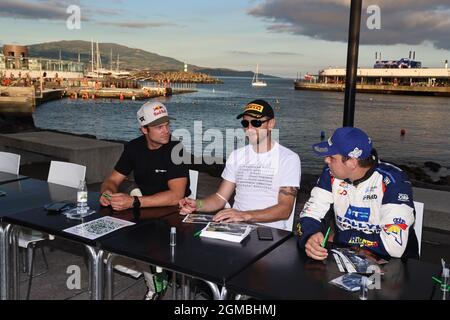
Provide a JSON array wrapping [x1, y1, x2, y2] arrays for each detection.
[[383, 218, 408, 246]]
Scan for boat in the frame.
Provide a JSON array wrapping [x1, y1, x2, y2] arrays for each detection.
[[252, 64, 267, 87]]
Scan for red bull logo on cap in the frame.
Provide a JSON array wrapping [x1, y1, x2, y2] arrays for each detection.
[[153, 105, 167, 116]]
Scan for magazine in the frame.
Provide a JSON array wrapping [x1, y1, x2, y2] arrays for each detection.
[[331, 247, 387, 274], [63, 216, 135, 240], [182, 214, 214, 224], [199, 222, 252, 243]]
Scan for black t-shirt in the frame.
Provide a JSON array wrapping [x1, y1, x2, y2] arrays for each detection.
[[115, 136, 190, 197]]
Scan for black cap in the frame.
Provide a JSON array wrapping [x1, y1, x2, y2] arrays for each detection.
[[236, 99, 274, 119]]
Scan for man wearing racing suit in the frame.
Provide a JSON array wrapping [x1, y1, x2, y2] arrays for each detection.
[[298, 127, 419, 260]]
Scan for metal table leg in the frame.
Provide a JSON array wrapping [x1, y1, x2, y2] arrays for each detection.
[[105, 253, 116, 300], [10, 227, 20, 300], [172, 271, 177, 300], [0, 223, 12, 300], [203, 280, 221, 300], [84, 246, 104, 300]]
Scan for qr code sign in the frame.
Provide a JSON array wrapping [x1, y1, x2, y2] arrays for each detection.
[[64, 216, 135, 240]]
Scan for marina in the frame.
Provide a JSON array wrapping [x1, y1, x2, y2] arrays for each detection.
[[295, 57, 450, 96]]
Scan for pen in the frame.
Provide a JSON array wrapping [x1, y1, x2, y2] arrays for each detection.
[[194, 230, 202, 238], [102, 193, 112, 200], [432, 276, 450, 289], [321, 226, 331, 248]]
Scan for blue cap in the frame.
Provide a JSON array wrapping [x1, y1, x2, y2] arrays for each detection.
[[312, 127, 372, 160]]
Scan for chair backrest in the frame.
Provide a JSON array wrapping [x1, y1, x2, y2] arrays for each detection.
[[188, 169, 199, 200], [413, 201, 424, 257], [47, 161, 86, 188], [0, 151, 21, 175], [284, 201, 297, 232]]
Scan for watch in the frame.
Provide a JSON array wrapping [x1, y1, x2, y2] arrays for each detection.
[[132, 196, 141, 209]]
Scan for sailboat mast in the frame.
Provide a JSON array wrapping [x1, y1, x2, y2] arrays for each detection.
[[91, 39, 94, 73]]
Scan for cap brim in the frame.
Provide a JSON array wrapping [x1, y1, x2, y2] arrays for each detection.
[[312, 141, 339, 157], [236, 112, 263, 119], [146, 116, 175, 127]]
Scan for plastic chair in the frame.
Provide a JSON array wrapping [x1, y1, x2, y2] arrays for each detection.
[[47, 160, 87, 189], [21, 160, 86, 299], [0, 151, 21, 174], [413, 201, 424, 257], [284, 201, 297, 232]]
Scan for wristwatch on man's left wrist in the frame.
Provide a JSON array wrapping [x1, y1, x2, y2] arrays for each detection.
[[132, 196, 141, 209]]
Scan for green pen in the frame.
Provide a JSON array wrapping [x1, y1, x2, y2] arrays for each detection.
[[432, 276, 450, 290], [102, 193, 112, 200], [321, 226, 331, 248], [194, 230, 202, 238]]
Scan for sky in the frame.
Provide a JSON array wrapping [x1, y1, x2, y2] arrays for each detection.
[[0, 0, 449, 78]]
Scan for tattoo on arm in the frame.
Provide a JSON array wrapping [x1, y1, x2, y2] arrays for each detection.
[[279, 186, 298, 198]]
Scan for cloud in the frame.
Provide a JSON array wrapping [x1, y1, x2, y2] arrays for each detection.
[[229, 50, 302, 56], [248, 0, 450, 50], [100, 21, 178, 29], [268, 51, 302, 56], [0, 0, 119, 22], [0, 0, 71, 20]]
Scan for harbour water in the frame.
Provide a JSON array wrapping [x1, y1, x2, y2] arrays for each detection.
[[33, 77, 450, 174]]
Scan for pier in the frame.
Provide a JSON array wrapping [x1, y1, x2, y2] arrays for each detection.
[[294, 82, 450, 97]]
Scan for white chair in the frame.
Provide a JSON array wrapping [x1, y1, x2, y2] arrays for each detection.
[[413, 201, 424, 257], [0, 151, 21, 174], [284, 201, 297, 232], [20, 160, 86, 299], [188, 170, 199, 200], [47, 160, 87, 189]]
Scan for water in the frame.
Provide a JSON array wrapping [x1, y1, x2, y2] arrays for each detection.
[[33, 77, 450, 174]]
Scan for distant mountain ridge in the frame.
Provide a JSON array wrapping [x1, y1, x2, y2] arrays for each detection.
[[25, 40, 278, 78]]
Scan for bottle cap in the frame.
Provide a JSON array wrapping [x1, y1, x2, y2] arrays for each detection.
[[170, 227, 176, 233], [156, 266, 163, 273]]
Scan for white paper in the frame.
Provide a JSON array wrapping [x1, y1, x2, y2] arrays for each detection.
[[63, 216, 135, 240]]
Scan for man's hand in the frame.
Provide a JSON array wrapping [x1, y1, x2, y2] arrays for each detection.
[[99, 190, 113, 207], [178, 197, 197, 215], [305, 232, 328, 261], [213, 208, 249, 223], [110, 193, 133, 211]]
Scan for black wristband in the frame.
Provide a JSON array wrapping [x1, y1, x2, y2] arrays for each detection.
[[133, 196, 141, 209]]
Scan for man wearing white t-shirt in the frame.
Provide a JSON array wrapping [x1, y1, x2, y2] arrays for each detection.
[[179, 99, 301, 231]]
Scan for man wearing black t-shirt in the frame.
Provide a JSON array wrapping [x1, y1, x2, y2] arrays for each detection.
[[99, 101, 189, 211], [99, 101, 189, 300]]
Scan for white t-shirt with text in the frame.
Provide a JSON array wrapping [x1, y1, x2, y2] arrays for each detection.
[[221, 142, 301, 230]]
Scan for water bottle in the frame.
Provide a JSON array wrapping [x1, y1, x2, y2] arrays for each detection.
[[154, 266, 168, 295], [359, 276, 369, 300], [77, 180, 88, 215]]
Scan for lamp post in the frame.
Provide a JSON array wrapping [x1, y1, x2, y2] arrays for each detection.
[[343, 0, 363, 127]]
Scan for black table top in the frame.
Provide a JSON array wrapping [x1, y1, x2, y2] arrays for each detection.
[[100, 214, 293, 285], [0, 178, 75, 218], [3, 188, 179, 246], [226, 237, 442, 300], [0, 171, 28, 185]]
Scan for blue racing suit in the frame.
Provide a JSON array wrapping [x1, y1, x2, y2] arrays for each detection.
[[298, 162, 419, 259]]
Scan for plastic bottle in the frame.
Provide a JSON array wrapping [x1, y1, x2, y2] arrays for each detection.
[[170, 227, 176, 247], [154, 266, 168, 294], [442, 268, 449, 292], [77, 180, 88, 215], [359, 276, 368, 300]]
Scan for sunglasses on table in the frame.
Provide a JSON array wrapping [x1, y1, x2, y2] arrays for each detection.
[[241, 118, 271, 128]]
